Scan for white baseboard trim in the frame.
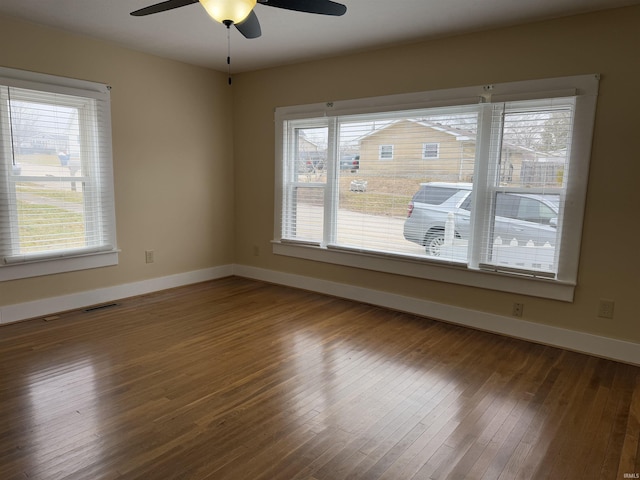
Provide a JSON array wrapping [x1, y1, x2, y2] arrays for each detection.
[[233, 265, 640, 366], [2, 263, 638, 366], [0, 265, 234, 325]]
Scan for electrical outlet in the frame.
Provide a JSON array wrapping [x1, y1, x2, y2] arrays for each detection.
[[512, 302, 524, 318], [597, 299, 614, 319], [145, 250, 154, 264]]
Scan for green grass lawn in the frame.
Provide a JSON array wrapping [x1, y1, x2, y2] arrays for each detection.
[[17, 201, 85, 252]]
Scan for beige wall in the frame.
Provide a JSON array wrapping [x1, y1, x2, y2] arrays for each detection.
[[233, 6, 640, 344], [0, 15, 235, 305]]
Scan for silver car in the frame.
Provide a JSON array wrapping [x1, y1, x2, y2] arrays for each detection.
[[403, 182, 559, 256]]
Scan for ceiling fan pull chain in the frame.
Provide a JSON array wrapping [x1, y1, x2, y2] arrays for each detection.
[[226, 22, 232, 85]]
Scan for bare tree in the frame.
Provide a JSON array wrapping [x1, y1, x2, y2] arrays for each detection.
[[8, 101, 39, 155]]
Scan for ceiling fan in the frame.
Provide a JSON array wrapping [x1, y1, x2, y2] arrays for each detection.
[[130, 0, 348, 39]]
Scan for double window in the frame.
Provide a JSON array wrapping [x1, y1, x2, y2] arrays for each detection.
[[0, 67, 117, 281], [379, 145, 394, 160], [274, 75, 599, 300], [422, 142, 439, 159]]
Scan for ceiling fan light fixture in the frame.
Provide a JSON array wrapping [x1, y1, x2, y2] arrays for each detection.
[[199, 0, 257, 24]]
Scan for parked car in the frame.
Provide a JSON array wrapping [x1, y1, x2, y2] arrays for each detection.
[[403, 182, 559, 256], [340, 154, 359, 172]]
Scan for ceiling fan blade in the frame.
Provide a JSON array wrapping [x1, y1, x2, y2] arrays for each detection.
[[235, 10, 262, 39], [258, 0, 346, 16], [131, 0, 199, 16]]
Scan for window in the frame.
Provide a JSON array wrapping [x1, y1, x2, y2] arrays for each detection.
[[275, 75, 599, 301], [422, 142, 439, 159], [379, 145, 394, 160], [0, 67, 117, 281]]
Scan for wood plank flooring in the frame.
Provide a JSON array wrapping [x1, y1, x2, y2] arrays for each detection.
[[0, 277, 638, 479]]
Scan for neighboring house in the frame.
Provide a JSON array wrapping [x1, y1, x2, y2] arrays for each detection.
[[17, 132, 68, 155], [357, 119, 546, 184]]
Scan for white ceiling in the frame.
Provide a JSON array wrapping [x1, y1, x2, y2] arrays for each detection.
[[0, 0, 638, 73]]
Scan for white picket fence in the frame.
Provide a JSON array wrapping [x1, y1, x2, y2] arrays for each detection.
[[439, 213, 555, 271]]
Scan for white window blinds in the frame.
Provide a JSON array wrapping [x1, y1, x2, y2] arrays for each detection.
[[281, 123, 329, 245], [0, 68, 116, 277], [476, 99, 574, 277], [331, 107, 479, 257]]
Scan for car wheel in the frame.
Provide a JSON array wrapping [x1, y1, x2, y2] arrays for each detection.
[[425, 230, 445, 257]]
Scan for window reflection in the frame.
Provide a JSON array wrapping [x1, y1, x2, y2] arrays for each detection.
[[26, 359, 102, 477]]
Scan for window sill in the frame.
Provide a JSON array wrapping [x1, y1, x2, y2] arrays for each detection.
[[272, 241, 575, 302], [0, 249, 119, 282]]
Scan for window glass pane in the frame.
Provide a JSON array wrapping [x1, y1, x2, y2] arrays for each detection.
[[488, 193, 559, 272], [295, 126, 327, 182], [282, 123, 328, 243], [284, 186, 324, 242], [482, 101, 573, 274], [500, 107, 572, 189], [10, 99, 84, 179], [15, 181, 86, 253], [6, 98, 90, 254], [334, 109, 478, 259]]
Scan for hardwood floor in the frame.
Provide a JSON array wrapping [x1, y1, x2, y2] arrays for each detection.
[[0, 277, 638, 480]]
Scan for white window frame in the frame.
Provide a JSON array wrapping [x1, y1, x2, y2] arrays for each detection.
[[274, 75, 599, 301], [422, 142, 440, 159], [0, 67, 118, 281], [379, 144, 394, 160]]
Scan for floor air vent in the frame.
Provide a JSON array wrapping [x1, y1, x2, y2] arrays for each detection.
[[84, 303, 119, 312]]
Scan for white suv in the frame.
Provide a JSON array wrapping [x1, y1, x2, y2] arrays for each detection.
[[403, 183, 559, 256]]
